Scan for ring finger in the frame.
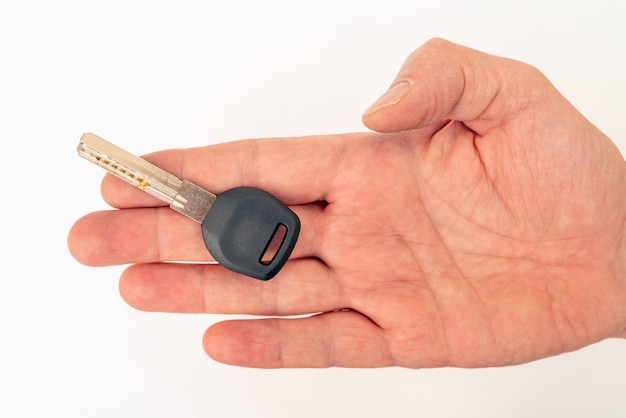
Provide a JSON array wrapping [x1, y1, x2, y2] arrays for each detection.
[[119, 258, 341, 316]]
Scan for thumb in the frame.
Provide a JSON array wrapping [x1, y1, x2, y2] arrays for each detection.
[[362, 38, 543, 134]]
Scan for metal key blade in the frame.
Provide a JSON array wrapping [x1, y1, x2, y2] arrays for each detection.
[[77, 133, 215, 223]]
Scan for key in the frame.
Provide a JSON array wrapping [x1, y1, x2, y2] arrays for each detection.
[[77, 132, 300, 280]]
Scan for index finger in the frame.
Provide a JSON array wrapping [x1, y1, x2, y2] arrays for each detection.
[[101, 134, 351, 209]]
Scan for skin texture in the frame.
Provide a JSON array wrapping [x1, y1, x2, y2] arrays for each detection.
[[68, 39, 626, 368]]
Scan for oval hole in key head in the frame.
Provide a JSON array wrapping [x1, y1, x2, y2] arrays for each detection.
[[261, 224, 288, 265]]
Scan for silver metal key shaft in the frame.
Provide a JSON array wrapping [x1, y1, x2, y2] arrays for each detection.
[[77, 132, 216, 223]]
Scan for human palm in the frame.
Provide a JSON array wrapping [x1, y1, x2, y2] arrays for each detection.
[[69, 39, 626, 368]]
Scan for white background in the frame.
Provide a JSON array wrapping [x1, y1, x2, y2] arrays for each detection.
[[1, 1, 625, 417]]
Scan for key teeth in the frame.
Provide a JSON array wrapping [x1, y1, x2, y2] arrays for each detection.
[[77, 133, 183, 204]]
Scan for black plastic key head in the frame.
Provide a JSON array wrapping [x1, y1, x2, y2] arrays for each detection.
[[200, 187, 300, 280]]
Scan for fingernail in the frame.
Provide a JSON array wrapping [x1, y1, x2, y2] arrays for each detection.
[[363, 80, 412, 116]]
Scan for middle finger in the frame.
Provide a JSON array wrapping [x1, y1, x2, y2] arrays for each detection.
[[70, 203, 324, 267]]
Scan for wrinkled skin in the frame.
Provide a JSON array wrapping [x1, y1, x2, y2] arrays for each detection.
[[68, 39, 626, 368]]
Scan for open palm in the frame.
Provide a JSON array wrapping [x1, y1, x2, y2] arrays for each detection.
[[69, 39, 626, 368]]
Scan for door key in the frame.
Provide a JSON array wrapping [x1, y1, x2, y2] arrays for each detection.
[[77, 133, 300, 280]]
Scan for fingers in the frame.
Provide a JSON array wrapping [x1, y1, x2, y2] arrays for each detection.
[[362, 38, 550, 134], [119, 258, 340, 316], [203, 311, 394, 368], [101, 134, 354, 209], [68, 202, 324, 267], [68, 208, 207, 266]]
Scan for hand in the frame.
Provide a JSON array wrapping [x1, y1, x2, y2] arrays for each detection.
[[68, 38, 626, 368]]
